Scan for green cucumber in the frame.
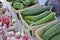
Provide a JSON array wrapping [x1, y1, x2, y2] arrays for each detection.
[[25, 20, 33, 25], [21, 6, 51, 16], [50, 34, 60, 40], [42, 22, 60, 40], [13, 2, 24, 9], [31, 12, 56, 26], [44, 21, 60, 32], [22, 0, 32, 6], [24, 11, 51, 21]]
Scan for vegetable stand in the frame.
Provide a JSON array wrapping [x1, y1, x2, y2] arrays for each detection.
[[0, 0, 60, 40]]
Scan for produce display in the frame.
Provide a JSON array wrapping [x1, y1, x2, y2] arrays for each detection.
[[41, 21, 60, 40], [7, 0, 37, 10], [0, 29, 29, 40], [21, 6, 56, 26], [1, 0, 60, 40]]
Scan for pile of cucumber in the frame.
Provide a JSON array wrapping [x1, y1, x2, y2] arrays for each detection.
[[7, 0, 37, 10], [42, 21, 60, 40], [21, 6, 56, 26]]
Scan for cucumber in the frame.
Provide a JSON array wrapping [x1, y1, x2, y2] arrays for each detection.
[[25, 20, 33, 25], [42, 22, 60, 40], [13, 2, 24, 9], [21, 6, 51, 16], [22, 0, 32, 6], [44, 21, 60, 32], [31, 12, 56, 26], [24, 11, 51, 21], [50, 34, 60, 40]]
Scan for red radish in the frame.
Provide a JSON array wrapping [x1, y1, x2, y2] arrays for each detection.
[[7, 31, 15, 37], [8, 15, 12, 24], [15, 35, 20, 39], [2, 8, 9, 13], [3, 24, 8, 29], [20, 38, 23, 40], [16, 32, 20, 36], [0, 16, 4, 22], [0, 19, 2, 22], [9, 22, 13, 26], [15, 39, 20, 40], [2, 31, 7, 40], [8, 15, 12, 19], [22, 38, 26, 40], [23, 32, 28, 40], [23, 36, 28, 40], [3, 17, 10, 24], [3, 36, 7, 40]]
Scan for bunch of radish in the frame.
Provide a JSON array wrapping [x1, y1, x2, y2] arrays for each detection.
[[1, 30, 29, 40], [0, 15, 17, 30]]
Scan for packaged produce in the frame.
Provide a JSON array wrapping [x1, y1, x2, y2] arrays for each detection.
[[31, 12, 56, 26], [19, 5, 56, 36], [21, 6, 51, 16], [50, 34, 60, 40], [8, 0, 38, 10], [35, 20, 60, 40], [24, 11, 51, 21], [7, 0, 38, 14], [42, 21, 60, 40], [21, 6, 56, 26], [0, 30, 30, 40]]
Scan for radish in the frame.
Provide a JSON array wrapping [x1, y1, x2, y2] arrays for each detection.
[[16, 32, 21, 36], [9, 22, 13, 26], [15, 35, 20, 39], [15, 32, 21, 39], [3, 17, 10, 24], [8, 15, 12, 22], [0, 16, 4, 22], [23, 36, 28, 40], [2, 36, 7, 40], [2, 8, 9, 13], [7, 31, 14, 37], [22, 38, 26, 40], [15, 39, 20, 40], [0, 19, 2, 22], [20, 38, 23, 40], [3, 24, 8, 29], [8, 15, 12, 19]]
